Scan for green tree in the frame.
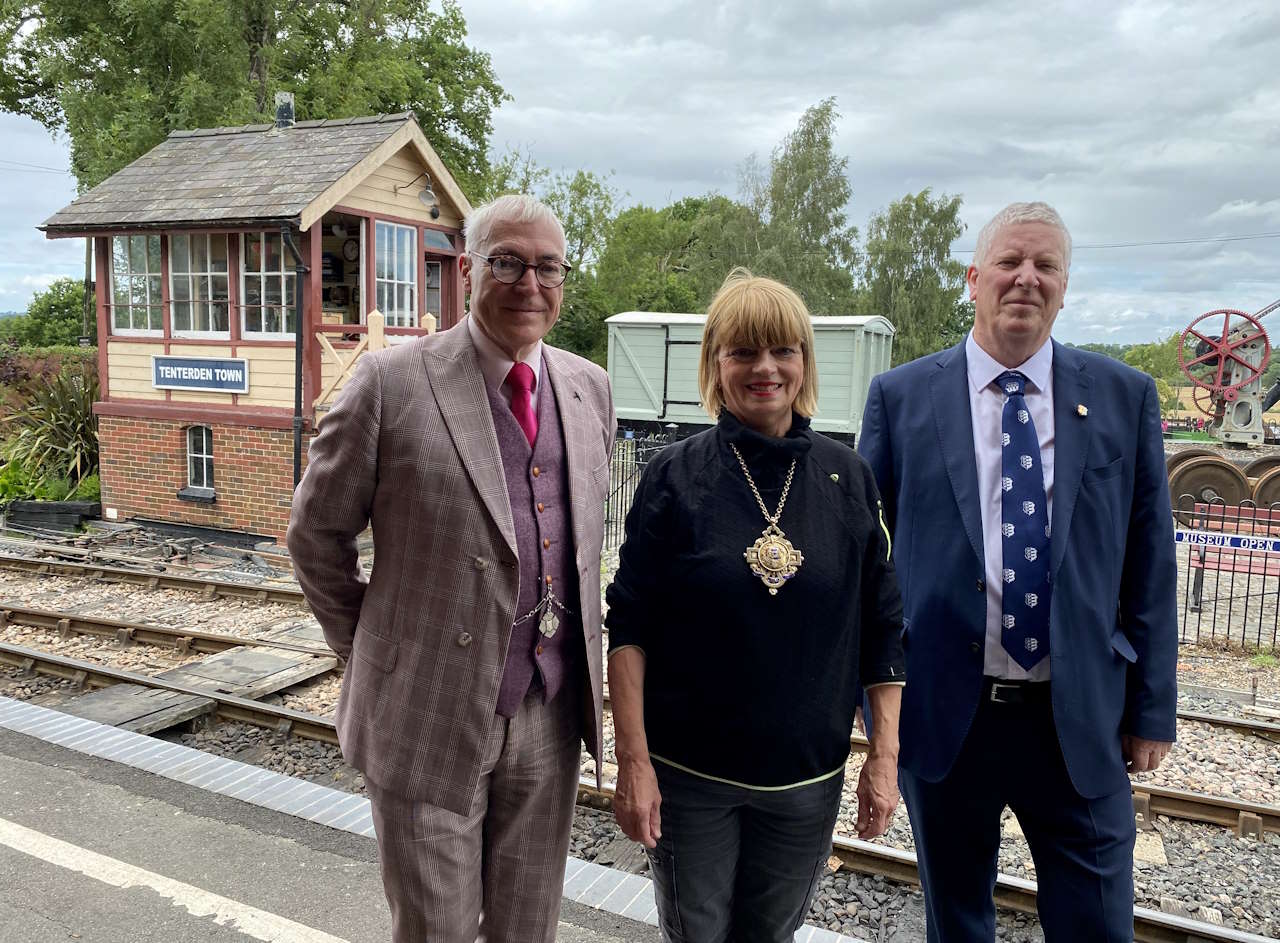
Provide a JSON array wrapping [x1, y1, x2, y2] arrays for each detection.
[[1122, 333, 1180, 383], [756, 97, 859, 315], [0, 278, 91, 347], [857, 188, 967, 365], [0, 0, 507, 192]]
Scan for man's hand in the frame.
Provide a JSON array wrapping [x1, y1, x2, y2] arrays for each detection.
[[614, 757, 662, 848], [1123, 736, 1172, 773], [855, 752, 900, 840]]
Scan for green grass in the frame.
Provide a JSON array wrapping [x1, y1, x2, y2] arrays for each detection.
[[1165, 430, 1217, 442], [1249, 653, 1278, 668]]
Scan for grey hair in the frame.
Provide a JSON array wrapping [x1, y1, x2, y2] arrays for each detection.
[[463, 193, 566, 257], [972, 202, 1072, 271]]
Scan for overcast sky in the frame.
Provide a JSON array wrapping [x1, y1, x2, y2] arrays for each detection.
[[3, 0, 1278, 345]]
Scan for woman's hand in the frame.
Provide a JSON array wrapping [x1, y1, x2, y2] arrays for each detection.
[[855, 751, 899, 839], [614, 756, 662, 848]]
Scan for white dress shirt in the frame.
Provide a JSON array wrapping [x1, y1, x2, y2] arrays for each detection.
[[466, 314, 543, 409], [966, 332, 1055, 681]]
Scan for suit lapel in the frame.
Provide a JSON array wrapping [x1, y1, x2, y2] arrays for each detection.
[[929, 344, 984, 566], [544, 348, 589, 555], [1050, 341, 1091, 578], [422, 323, 517, 556]]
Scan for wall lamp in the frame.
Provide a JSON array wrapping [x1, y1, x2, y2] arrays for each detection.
[[393, 172, 440, 219]]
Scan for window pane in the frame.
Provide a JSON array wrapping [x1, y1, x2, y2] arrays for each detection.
[[423, 229, 453, 251], [129, 236, 146, 272], [130, 277, 148, 306], [212, 303, 229, 333], [210, 236, 228, 272], [425, 262, 441, 289], [146, 235, 161, 268], [172, 278, 190, 303], [376, 284, 387, 314], [265, 277, 282, 306], [284, 306, 296, 334], [189, 455, 201, 487], [149, 306, 163, 331], [426, 288, 441, 315], [171, 235, 190, 273], [113, 281, 129, 307], [173, 302, 190, 332], [148, 276, 161, 303], [245, 233, 261, 272], [284, 278, 295, 307], [192, 235, 208, 273], [396, 228, 409, 281], [113, 236, 130, 274], [203, 456, 214, 487], [113, 309, 129, 330], [264, 306, 279, 333], [265, 234, 281, 272], [375, 223, 388, 280]]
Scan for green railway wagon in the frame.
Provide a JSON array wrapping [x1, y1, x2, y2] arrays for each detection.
[[606, 311, 895, 444]]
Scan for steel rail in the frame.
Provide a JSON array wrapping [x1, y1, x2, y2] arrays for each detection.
[[0, 641, 338, 744], [575, 782, 1275, 943], [0, 641, 1273, 942], [0, 604, 332, 659], [0, 553, 306, 604]]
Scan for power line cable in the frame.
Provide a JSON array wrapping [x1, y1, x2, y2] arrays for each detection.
[[0, 158, 71, 174], [954, 230, 1280, 253]]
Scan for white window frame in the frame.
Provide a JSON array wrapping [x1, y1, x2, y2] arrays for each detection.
[[375, 220, 417, 328], [110, 235, 163, 336], [170, 234, 230, 339], [186, 425, 214, 490], [240, 231, 296, 339]]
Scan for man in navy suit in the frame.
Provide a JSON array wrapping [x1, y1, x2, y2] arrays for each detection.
[[858, 202, 1176, 942]]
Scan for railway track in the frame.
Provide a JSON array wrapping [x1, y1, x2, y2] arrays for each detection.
[[4, 640, 1279, 940]]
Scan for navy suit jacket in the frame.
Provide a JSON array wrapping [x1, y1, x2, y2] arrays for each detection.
[[858, 340, 1177, 800]]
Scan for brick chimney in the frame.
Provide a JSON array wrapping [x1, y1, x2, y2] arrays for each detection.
[[274, 92, 295, 129]]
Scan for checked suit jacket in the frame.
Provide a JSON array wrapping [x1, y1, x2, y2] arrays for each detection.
[[858, 340, 1177, 800], [287, 319, 615, 816]]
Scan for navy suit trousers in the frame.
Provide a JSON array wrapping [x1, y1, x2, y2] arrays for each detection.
[[900, 689, 1136, 943]]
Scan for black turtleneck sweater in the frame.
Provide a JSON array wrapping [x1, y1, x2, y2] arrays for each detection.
[[606, 410, 905, 788]]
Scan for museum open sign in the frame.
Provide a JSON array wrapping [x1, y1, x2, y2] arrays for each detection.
[[152, 355, 250, 394]]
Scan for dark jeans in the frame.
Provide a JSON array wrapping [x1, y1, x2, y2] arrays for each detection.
[[646, 761, 844, 943]]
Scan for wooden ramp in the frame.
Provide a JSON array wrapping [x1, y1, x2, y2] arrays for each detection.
[[154, 648, 336, 698], [257, 619, 330, 650], [58, 684, 215, 734]]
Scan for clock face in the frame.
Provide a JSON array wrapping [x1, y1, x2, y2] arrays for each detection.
[[341, 238, 360, 262]]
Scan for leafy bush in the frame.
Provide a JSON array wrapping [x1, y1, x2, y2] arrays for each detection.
[[70, 473, 101, 501], [0, 458, 81, 501], [1, 365, 99, 487]]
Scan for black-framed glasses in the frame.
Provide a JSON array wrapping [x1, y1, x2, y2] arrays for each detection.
[[468, 251, 571, 289]]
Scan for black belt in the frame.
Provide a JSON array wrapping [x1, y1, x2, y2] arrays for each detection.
[[983, 676, 1051, 705]]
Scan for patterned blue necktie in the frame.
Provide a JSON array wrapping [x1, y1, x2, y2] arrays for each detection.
[[998, 371, 1051, 670]]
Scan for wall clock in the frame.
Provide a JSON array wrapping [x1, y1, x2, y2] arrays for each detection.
[[341, 238, 360, 262]]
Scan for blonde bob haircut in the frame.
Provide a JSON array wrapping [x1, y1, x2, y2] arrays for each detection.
[[698, 268, 819, 422]]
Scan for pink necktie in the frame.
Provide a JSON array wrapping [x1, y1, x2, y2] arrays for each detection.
[[506, 362, 538, 446]]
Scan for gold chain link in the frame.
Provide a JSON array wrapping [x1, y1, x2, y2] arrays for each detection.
[[729, 444, 797, 527]]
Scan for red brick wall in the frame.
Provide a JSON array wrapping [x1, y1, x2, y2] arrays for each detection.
[[98, 416, 308, 540]]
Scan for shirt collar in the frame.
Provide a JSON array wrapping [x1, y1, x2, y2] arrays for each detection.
[[965, 331, 1053, 396], [466, 314, 543, 394]]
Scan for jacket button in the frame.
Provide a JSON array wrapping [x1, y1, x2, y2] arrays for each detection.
[[969, 641, 981, 654], [543, 538, 551, 549], [537, 502, 545, 513], [456, 632, 473, 648], [976, 578, 985, 592], [532, 466, 541, 477], [474, 557, 489, 570]]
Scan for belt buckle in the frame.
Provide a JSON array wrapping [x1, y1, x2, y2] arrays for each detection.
[[989, 682, 1018, 704]]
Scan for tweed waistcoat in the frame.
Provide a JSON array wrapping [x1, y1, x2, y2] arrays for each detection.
[[488, 372, 583, 717]]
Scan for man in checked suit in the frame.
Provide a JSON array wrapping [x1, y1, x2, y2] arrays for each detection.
[[288, 194, 615, 942], [858, 202, 1176, 941]]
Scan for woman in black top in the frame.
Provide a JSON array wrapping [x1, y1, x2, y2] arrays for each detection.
[[607, 269, 906, 943]]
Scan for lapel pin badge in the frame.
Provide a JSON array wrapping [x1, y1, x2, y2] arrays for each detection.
[[830, 473, 839, 482], [1077, 404, 1088, 417]]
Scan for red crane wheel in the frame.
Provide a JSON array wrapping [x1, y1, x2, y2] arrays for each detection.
[[1178, 308, 1270, 415]]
